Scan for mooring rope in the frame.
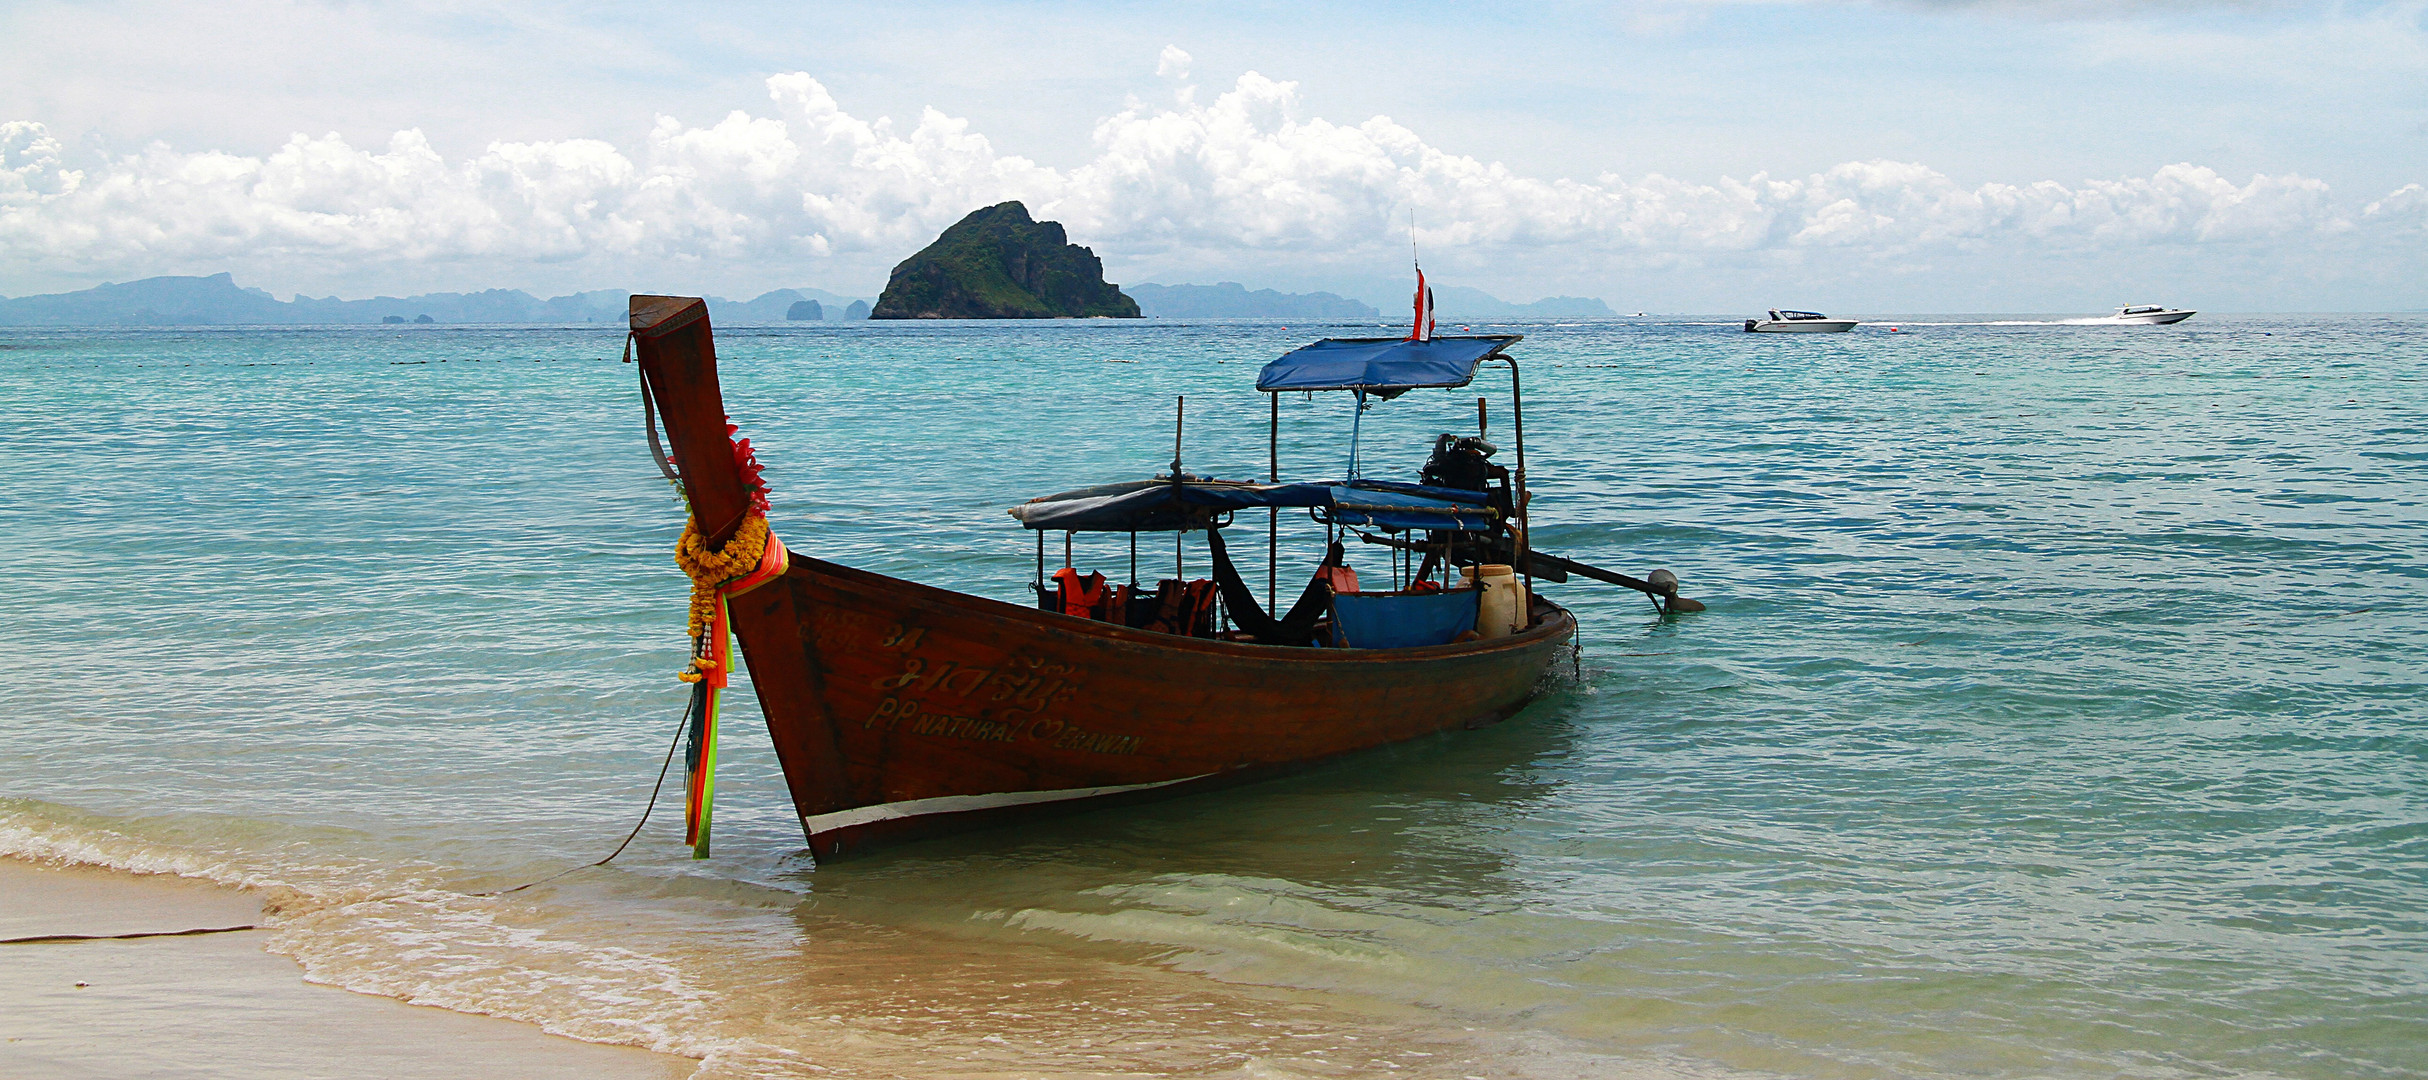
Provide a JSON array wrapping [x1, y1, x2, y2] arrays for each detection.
[[1, 925, 260, 946], [630, 332, 683, 488], [470, 696, 693, 897]]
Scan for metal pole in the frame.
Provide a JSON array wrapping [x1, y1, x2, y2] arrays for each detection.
[[1130, 531, 1137, 585], [1268, 391, 1278, 611], [1064, 531, 1073, 570], [1507, 359, 1533, 614], [1478, 396, 1487, 438], [1347, 389, 1365, 479], [1035, 529, 1044, 602]]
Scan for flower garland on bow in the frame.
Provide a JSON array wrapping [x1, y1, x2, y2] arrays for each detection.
[[667, 422, 786, 859]]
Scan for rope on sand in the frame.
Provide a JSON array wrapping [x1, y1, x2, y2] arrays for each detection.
[[2, 925, 258, 945]]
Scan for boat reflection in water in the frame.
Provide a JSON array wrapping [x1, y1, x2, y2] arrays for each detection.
[[628, 289, 1696, 860]]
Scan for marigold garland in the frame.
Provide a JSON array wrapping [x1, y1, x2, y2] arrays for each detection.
[[676, 512, 771, 644]]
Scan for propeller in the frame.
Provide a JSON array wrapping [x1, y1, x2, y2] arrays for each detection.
[[1525, 550, 1705, 614], [1349, 534, 1706, 613]]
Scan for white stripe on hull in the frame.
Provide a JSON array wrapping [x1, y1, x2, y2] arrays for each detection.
[[802, 774, 1218, 835]]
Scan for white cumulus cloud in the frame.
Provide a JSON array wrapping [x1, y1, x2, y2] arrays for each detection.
[[0, 68, 2413, 300], [2362, 183, 2428, 232]]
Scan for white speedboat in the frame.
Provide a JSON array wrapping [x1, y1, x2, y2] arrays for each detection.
[[2112, 305, 2195, 325], [1745, 309, 1857, 333]]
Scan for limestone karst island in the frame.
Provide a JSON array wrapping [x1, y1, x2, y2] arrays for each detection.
[[870, 201, 1140, 319]]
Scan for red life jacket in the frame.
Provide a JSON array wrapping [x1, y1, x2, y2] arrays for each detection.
[[1051, 567, 1109, 620]]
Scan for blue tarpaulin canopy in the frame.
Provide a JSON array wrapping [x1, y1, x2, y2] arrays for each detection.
[[1322, 482, 1497, 532], [1255, 336, 1520, 399], [1010, 478, 1497, 534]]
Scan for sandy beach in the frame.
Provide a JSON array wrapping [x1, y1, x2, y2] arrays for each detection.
[[0, 857, 694, 1080]]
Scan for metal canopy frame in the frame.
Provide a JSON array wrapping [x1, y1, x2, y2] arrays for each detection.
[[1266, 339, 1533, 603]]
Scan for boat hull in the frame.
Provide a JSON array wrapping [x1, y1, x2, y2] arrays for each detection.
[[1748, 319, 1857, 333], [2113, 309, 2195, 325], [729, 557, 1577, 858]]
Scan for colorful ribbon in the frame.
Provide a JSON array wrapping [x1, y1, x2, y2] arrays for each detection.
[[681, 522, 788, 859]]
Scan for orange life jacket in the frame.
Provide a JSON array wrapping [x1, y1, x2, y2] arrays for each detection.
[[1180, 579, 1219, 637], [1146, 578, 1187, 635], [1142, 578, 1219, 636], [1317, 564, 1360, 595], [1051, 567, 1109, 620]]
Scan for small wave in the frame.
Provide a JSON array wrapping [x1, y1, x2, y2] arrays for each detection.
[[3, 802, 1663, 1079], [0, 803, 746, 1075]]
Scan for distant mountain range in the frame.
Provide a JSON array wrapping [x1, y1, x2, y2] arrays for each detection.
[[1129, 282, 1379, 319], [1428, 287, 1614, 320], [1130, 281, 1614, 321], [0, 272, 1611, 326], [0, 274, 877, 326]]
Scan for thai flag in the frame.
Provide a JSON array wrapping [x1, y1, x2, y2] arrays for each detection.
[[1406, 269, 1434, 342]]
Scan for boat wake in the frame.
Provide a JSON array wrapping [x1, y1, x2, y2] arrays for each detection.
[[1895, 318, 2164, 326]]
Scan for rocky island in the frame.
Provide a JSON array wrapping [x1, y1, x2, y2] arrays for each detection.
[[871, 202, 1139, 319]]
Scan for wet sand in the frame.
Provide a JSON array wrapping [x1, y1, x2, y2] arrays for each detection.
[[0, 857, 695, 1080]]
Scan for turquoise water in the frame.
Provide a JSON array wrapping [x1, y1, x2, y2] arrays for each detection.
[[3, 315, 2423, 1078]]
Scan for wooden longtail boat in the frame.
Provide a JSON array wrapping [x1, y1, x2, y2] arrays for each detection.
[[631, 294, 1620, 860]]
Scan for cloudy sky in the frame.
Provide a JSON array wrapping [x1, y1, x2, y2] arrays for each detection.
[[3, 0, 2423, 311]]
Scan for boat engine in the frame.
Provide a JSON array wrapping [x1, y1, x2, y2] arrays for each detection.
[[1421, 433, 1500, 491]]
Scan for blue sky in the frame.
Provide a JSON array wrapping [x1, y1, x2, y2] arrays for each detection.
[[3, 0, 2422, 310]]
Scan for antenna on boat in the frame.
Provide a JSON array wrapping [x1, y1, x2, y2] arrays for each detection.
[[1171, 395, 1185, 479]]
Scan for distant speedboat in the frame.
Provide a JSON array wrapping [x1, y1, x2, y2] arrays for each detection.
[[1745, 310, 1857, 333], [2112, 305, 2195, 325]]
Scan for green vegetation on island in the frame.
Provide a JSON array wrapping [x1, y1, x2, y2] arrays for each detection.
[[871, 202, 1139, 319]]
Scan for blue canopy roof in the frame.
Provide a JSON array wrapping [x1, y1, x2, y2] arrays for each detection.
[[1010, 478, 1498, 534], [1255, 336, 1520, 399]]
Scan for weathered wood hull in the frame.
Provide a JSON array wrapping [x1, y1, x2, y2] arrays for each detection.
[[627, 294, 1575, 859], [731, 556, 1574, 858]]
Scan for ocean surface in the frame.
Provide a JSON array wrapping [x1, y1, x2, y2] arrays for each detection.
[[3, 314, 2423, 1079]]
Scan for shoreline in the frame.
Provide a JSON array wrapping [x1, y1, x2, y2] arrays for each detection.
[[0, 856, 695, 1080]]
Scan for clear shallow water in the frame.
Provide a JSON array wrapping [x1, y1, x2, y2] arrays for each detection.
[[2, 315, 2423, 1079]]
